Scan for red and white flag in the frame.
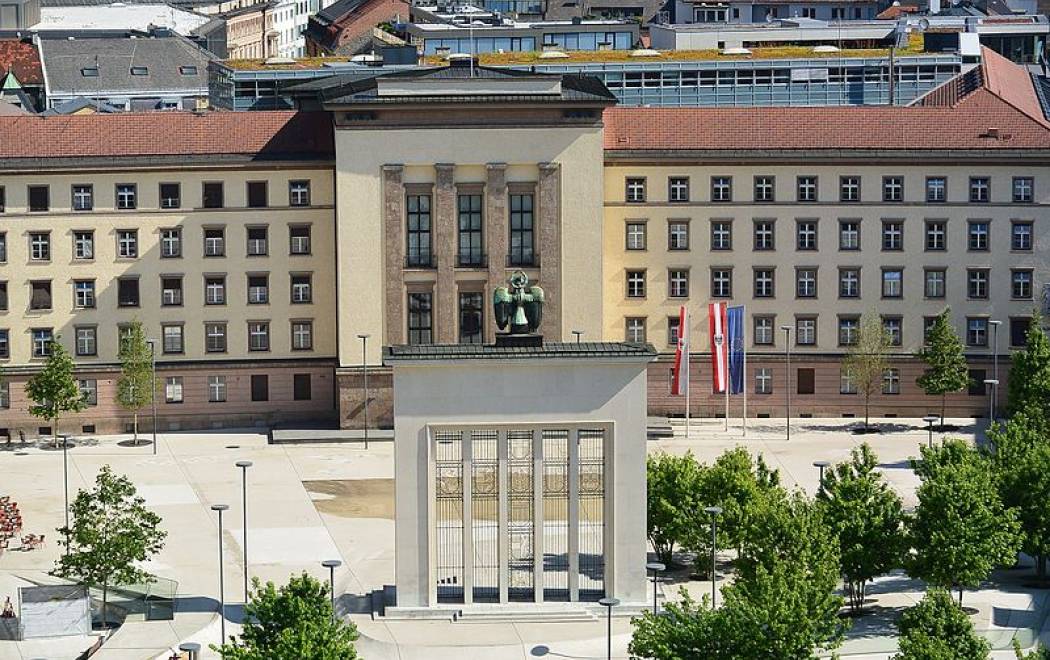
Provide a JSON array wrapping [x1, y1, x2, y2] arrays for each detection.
[[709, 302, 728, 394], [671, 305, 689, 396]]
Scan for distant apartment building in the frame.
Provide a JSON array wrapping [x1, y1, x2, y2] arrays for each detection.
[[303, 0, 409, 56], [672, 0, 878, 23]]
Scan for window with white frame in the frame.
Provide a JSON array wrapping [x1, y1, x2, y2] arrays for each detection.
[[796, 317, 816, 345], [839, 220, 859, 250], [625, 317, 646, 343], [247, 226, 268, 256], [162, 277, 183, 306], [0, 329, 8, 358], [205, 276, 226, 305], [165, 376, 184, 403], [711, 221, 731, 250], [668, 269, 689, 298], [882, 221, 903, 251], [968, 221, 989, 251], [74, 280, 95, 308], [711, 268, 732, 298], [668, 221, 689, 250], [839, 268, 860, 298], [290, 180, 311, 206], [755, 367, 772, 394], [161, 228, 182, 258], [926, 176, 946, 202], [204, 228, 225, 257], [290, 225, 311, 254], [625, 178, 646, 202], [248, 321, 269, 351], [969, 177, 990, 202], [882, 269, 903, 298], [78, 379, 97, 406], [117, 229, 137, 258], [626, 270, 646, 298], [247, 275, 268, 304], [29, 232, 50, 261], [667, 315, 680, 346], [72, 184, 93, 211], [116, 183, 137, 210], [710, 176, 732, 202], [754, 175, 775, 202], [162, 324, 184, 354], [754, 316, 774, 345], [32, 328, 53, 358], [839, 317, 859, 346], [924, 269, 946, 298], [668, 177, 689, 202], [625, 222, 646, 250], [967, 269, 989, 299], [797, 176, 817, 202], [208, 375, 227, 402], [75, 326, 97, 356], [967, 317, 988, 346], [925, 220, 946, 251], [1012, 270, 1033, 299], [796, 220, 817, 250], [74, 231, 94, 259], [754, 220, 774, 250], [292, 320, 313, 350], [840, 367, 857, 394], [882, 368, 900, 394], [754, 268, 774, 298], [1012, 221, 1033, 250], [839, 176, 860, 202], [882, 316, 902, 346], [291, 274, 312, 303], [1013, 176, 1034, 203], [796, 268, 817, 298], [882, 176, 903, 202], [205, 323, 227, 353]]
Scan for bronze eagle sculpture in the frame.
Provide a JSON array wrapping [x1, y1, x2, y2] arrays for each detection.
[[494, 271, 544, 334]]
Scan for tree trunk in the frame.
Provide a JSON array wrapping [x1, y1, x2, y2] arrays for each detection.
[[133, 412, 138, 442], [52, 417, 59, 449], [958, 586, 964, 608], [102, 583, 108, 630], [864, 394, 870, 430], [941, 394, 947, 431]]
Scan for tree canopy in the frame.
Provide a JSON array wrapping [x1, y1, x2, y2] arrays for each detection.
[[894, 589, 989, 660], [842, 310, 892, 429], [647, 451, 705, 565], [25, 337, 86, 447], [115, 320, 156, 441], [1007, 313, 1050, 422], [916, 309, 971, 426]]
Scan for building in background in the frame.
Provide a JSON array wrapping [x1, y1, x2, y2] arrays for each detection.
[[303, 0, 409, 56], [672, 0, 879, 23], [0, 38, 43, 111]]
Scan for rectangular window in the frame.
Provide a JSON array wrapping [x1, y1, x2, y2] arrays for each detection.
[[74, 280, 95, 308], [208, 375, 227, 402], [923, 317, 938, 344], [968, 269, 989, 299], [1012, 269, 1033, 299], [1012, 221, 1033, 251], [73, 231, 94, 259], [117, 229, 138, 258], [925, 220, 946, 251], [116, 184, 137, 210], [1011, 317, 1031, 348], [117, 277, 139, 307], [796, 268, 817, 298], [882, 368, 900, 395], [32, 328, 53, 358], [840, 367, 857, 394], [625, 221, 646, 251], [161, 228, 182, 258], [407, 196, 432, 266], [289, 180, 311, 207], [509, 193, 535, 266], [668, 221, 689, 251], [625, 317, 646, 343], [0, 380, 9, 407], [0, 233, 5, 262], [247, 181, 268, 208], [839, 268, 860, 298], [293, 373, 312, 400], [969, 177, 990, 203], [205, 276, 226, 305], [668, 269, 689, 298], [968, 369, 987, 396], [30, 280, 51, 310], [75, 326, 97, 356], [754, 316, 774, 346], [882, 221, 903, 251], [711, 221, 731, 250], [968, 221, 989, 251], [1013, 176, 1034, 203], [160, 182, 181, 209], [162, 324, 184, 354], [247, 274, 268, 304], [753, 219, 774, 250], [668, 177, 690, 202], [796, 317, 816, 345], [924, 269, 946, 298], [408, 292, 433, 345], [247, 226, 268, 256], [248, 322, 269, 351], [882, 269, 903, 298], [797, 176, 817, 202], [165, 376, 183, 403], [29, 232, 50, 261], [882, 176, 903, 202], [204, 228, 225, 257], [839, 220, 860, 250], [710, 176, 732, 202], [457, 194, 484, 267], [967, 317, 988, 347], [28, 185, 49, 212], [203, 182, 224, 209], [926, 176, 947, 202], [0, 186, 5, 213], [797, 368, 815, 394], [291, 320, 313, 350], [78, 379, 97, 406], [72, 184, 93, 211], [667, 315, 680, 346], [755, 367, 773, 394], [839, 317, 859, 346], [626, 270, 646, 298], [753, 268, 774, 298], [882, 316, 902, 346], [625, 177, 646, 202], [205, 323, 227, 353], [459, 292, 484, 344], [754, 175, 775, 202], [291, 274, 312, 303], [711, 268, 732, 298], [796, 220, 817, 250], [0, 282, 6, 311], [839, 176, 860, 202]]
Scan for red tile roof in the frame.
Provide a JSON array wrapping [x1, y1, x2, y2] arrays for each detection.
[[0, 111, 334, 161], [876, 4, 919, 19], [0, 40, 43, 86], [604, 48, 1050, 152]]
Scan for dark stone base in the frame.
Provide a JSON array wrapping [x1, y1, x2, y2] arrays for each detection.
[[495, 333, 544, 348]]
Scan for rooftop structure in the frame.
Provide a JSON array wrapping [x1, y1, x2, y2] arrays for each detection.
[[650, 18, 905, 51], [31, 3, 212, 33], [303, 0, 410, 56], [672, 0, 880, 25]]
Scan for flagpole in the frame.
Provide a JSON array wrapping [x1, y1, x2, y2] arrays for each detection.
[[742, 319, 748, 437], [685, 360, 690, 437], [724, 363, 729, 432]]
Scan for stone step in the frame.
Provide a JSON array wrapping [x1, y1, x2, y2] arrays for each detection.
[[454, 609, 598, 624]]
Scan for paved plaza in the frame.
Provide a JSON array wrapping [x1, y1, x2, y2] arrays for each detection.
[[0, 417, 1046, 659]]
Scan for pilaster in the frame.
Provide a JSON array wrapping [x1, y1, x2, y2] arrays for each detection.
[[382, 165, 405, 345], [435, 164, 457, 344], [537, 162, 562, 340]]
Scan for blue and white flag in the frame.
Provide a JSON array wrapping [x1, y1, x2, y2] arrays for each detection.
[[727, 305, 745, 395]]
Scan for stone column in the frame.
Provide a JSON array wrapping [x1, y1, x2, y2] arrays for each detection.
[[485, 163, 508, 342], [382, 165, 405, 345], [434, 164, 457, 344], [537, 162, 562, 341]]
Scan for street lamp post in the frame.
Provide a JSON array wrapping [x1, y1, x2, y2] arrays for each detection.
[[321, 559, 342, 623], [704, 506, 723, 608], [357, 334, 370, 450], [922, 414, 939, 448], [983, 379, 999, 429], [62, 436, 70, 557], [645, 561, 665, 615], [989, 320, 1001, 421], [147, 340, 157, 456], [780, 325, 792, 441], [211, 504, 230, 644], [235, 461, 253, 603], [598, 597, 620, 660], [572, 329, 584, 344]]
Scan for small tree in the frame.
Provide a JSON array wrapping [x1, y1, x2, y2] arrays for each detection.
[[908, 440, 1021, 606], [215, 573, 359, 659], [54, 465, 166, 628], [1007, 313, 1050, 422], [115, 321, 155, 442], [647, 452, 705, 565], [817, 443, 906, 613], [25, 337, 86, 448], [916, 309, 971, 429], [1015, 641, 1050, 659], [692, 447, 781, 557], [843, 310, 892, 430], [894, 589, 990, 660]]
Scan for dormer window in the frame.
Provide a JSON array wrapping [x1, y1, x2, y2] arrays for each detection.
[[179, 65, 198, 75], [81, 67, 99, 77], [130, 66, 148, 76]]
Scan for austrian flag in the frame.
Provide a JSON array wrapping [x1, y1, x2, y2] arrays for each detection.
[[709, 302, 728, 394], [671, 305, 689, 397]]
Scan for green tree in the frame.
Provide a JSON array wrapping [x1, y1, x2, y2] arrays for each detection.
[[25, 336, 86, 448], [1007, 313, 1050, 422], [647, 452, 705, 565], [115, 320, 155, 442], [54, 465, 166, 628], [894, 589, 989, 660], [1014, 641, 1050, 659], [916, 309, 971, 428], [843, 310, 892, 430], [215, 572, 359, 659], [817, 443, 906, 612], [908, 440, 1021, 606]]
